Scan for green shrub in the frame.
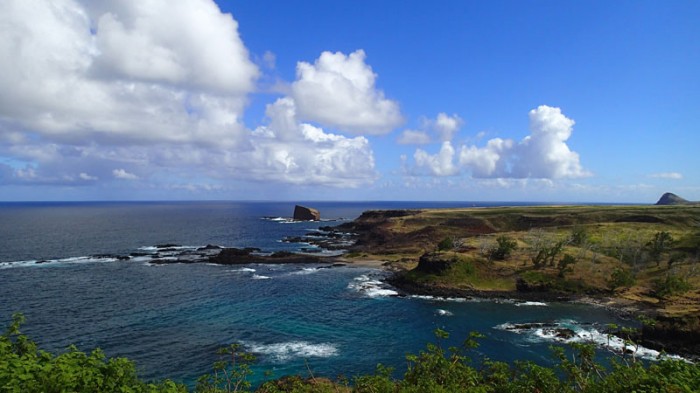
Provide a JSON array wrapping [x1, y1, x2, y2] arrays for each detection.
[[4, 315, 700, 393], [437, 236, 455, 252], [0, 313, 186, 393], [489, 235, 518, 260], [654, 274, 692, 298], [608, 268, 636, 290]]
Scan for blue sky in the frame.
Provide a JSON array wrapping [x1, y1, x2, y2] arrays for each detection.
[[0, 0, 698, 202]]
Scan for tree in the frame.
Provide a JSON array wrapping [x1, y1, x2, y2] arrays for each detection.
[[647, 231, 674, 267], [489, 235, 518, 260], [437, 236, 454, 253], [608, 268, 636, 290], [532, 240, 565, 269], [569, 226, 589, 246], [557, 254, 577, 277]]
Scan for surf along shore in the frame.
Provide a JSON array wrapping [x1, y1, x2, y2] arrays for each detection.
[[327, 204, 700, 359]]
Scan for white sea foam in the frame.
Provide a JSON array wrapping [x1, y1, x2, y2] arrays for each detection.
[[495, 320, 686, 361], [0, 260, 38, 269], [245, 341, 338, 362], [436, 309, 453, 316], [348, 274, 398, 298], [229, 267, 256, 273], [515, 301, 548, 307], [290, 267, 321, 275], [410, 295, 469, 303], [1, 255, 123, 269], [262, 216, 303, 224], [252, 274, 271, 280]]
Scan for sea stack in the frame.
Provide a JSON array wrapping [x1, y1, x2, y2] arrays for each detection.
[[293, 205, 321, 221]]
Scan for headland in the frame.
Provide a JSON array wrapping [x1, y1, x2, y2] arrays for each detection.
[[329, 202, 700, 358]]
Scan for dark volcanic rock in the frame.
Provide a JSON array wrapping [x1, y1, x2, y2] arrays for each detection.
[[516, 277, 552, 292], [415, 252, 456, 274], [655, 192, 690, 205], [293, 205, 321, 221], [639, 315, 700, 359], [209, 247, 321, 265]]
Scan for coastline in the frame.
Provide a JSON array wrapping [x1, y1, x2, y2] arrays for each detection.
[[325, 205, 700, 360]]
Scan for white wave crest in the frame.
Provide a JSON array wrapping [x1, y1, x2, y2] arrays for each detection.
[[252, 274, 271, 280], [495, 320, 685, 361], [0, 260, 38, 269], [291, 267, 319, 275], [436, 309, 453, 316], [515, 301, 548, 307], [246, 341, 338, 362], [1, 255, 121, 269], [410, 294, 469, 303], [347, 274, 398, 298], [229, 267, 256, 273]]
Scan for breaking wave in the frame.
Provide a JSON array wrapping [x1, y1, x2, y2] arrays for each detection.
[[244, 341, 339, 362], [495, 320, 685, 361], [348, 274, 398, 298]]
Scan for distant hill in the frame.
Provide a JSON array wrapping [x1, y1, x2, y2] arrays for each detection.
[[655, 192, 696, 205]]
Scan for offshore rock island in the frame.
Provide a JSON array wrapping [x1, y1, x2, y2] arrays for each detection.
[[331, 198, 700, 358]]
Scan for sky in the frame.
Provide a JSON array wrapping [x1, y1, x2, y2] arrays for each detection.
[[0, 0, 698, 203]]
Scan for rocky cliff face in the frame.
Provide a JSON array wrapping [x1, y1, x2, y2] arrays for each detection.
[[293, 205, 321, 221]]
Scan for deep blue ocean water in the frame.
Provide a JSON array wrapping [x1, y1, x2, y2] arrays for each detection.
[[0, 201, 655, 387]]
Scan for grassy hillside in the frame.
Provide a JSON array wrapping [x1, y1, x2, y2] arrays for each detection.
[[341, 205, 700, 354]]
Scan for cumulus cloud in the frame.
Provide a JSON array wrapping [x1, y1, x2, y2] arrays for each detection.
[[414, 142, 459, 176], [397, 130, 431, 145], [291, 50, 402, 134], [0, 1, 380, 191], [397, 112, 463, 145], [113, 169, 139, 180], [0, 0, 257, 147], [649, 172, 683, 180], [245, 98, 377, 186], [433, 113, 463, 142], [409, 105, 589, 179], [79, 172, 98, 181]]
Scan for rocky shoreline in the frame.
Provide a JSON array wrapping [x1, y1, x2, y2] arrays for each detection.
[[59, 208, 697, 361]]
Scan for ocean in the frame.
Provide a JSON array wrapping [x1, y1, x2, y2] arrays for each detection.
[[0, 201, 661, 387]]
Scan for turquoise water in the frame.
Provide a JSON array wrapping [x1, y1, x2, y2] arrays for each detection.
[[0, 201, 646, 387]]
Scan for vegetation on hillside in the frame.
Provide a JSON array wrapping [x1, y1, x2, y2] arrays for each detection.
[[339, 205, 700, 357], [3, 314, 700, 393], [344, 205, 700, 312]]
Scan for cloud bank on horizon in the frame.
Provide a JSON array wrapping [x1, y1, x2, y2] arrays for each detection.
[[0, 0, 695, 201]]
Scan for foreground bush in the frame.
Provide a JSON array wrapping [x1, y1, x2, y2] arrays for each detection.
[[2, 314, 700, 392], [0, 314, 186, 393]]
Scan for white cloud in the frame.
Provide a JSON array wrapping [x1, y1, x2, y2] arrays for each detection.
[[459, 138, 513, 178], [245, 98, 377, 187], [79, 172, 98, 181], [291, 50, 402, 134], [409, 105, 590, 180], [414, 141, 459, 176], [398, 112, 463, 145], [434, 113, 463, 141], [0, 0, 256, 148], [397, 130, 431, 145], [649, 172, 683, 180], [112, 168, 138, 180], [262, 51, 276, 70], [0, 1, 382, 191], [88, 0, 259, 94]]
